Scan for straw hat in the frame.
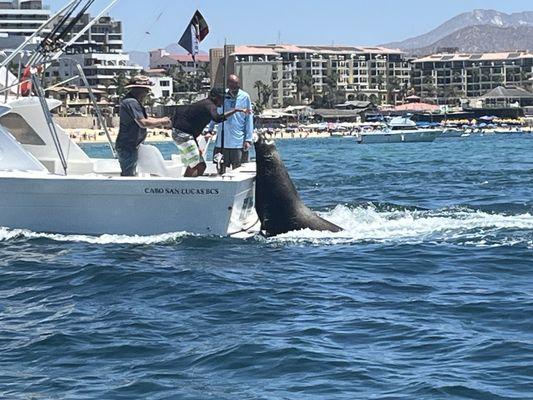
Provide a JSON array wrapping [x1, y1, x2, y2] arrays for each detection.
[[125, 75, 154, 90]]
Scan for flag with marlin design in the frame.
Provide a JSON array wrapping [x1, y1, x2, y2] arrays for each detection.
[[178, 10, 209, 60]]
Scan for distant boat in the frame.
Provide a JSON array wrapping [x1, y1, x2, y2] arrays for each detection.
[[356, 116, 440, 144], [439, 128, 464, 138]]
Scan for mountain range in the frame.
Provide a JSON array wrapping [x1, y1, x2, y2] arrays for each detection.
[[382, 9, 533, 54]]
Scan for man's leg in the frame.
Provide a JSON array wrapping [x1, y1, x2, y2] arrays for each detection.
[[228, 148, 243, 169], [184, 161, 206, 177], [117, 147, 138, 177], [241, 148, 249, 163]]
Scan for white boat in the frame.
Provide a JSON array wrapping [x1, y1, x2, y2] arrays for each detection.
[[439, 128, 465, 138], [357, 116, 440, 144], [0, 98, 259, 237], [0, 0, 261, 238]]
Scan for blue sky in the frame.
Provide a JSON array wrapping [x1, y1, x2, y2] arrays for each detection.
[[45, 0, 533, 52]]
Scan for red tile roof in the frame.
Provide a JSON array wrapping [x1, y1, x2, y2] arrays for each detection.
[[166, 54, 210, 63]]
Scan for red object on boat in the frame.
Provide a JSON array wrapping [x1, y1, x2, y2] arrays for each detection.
[[20, 65, 43, 96]]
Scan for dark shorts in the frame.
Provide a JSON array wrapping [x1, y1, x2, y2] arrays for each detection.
[[116, 146, 138, 177], [213, 147, 244, 169]]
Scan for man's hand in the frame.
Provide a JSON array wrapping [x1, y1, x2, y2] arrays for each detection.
[[243, 141, 252, 151], [161, 117, 171, 128], [239, 108, 252, 115]]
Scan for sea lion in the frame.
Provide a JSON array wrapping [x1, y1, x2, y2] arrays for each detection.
[[254, 133, 343, 237]]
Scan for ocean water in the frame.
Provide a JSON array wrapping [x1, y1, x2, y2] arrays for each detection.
[[1, 134, 532, 399]]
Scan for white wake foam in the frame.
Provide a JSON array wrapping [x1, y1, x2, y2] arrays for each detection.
[[1, 205, 531, 247], [271, 205, 533, 246], [0, 227, 192, 245]]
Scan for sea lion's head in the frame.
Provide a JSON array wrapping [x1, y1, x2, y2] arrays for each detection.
[[254, 132, 277, 160]]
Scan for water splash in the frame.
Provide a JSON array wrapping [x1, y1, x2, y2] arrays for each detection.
[[271, 204, 533, 246], [1, 205, 532, 247]]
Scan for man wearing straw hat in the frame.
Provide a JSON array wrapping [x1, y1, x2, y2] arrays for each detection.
[[115, 75, 171, 177]]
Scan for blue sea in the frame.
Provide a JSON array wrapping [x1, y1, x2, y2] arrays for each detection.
[[1, 134, 532, 399]]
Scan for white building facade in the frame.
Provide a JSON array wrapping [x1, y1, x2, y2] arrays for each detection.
[[211, 44, 410, 107], [145, 69, 173, 100], [0, 0, 50, 39], [45, 14, 141, 95], [412, 51, 533, 104]]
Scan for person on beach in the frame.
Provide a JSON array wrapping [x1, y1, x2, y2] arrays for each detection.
[[172, 87, 251, 177], [115, 76, 171, 177], [210, 74, 254, 170]]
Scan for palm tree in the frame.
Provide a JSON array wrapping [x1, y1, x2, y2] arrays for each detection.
[[253, 101, 265, 116], [368, 94, 379, 105], [254, 80, 264, 103], [387, 76, 401, 105], [169, 65, 194, 93], [375, 74, 385, 91], [294, 72, 314, 103], [422, 75, 436, 100], [254, 80, 273, 108], [113, 72, 127, 98], [260, 84, 272, 106], [158, 96, 170, 106]]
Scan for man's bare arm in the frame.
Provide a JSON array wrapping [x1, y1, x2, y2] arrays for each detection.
[[136, 116, 171, 129]]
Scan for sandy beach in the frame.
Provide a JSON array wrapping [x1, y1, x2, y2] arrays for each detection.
[[67, 126, 532, 144], [67, 128, 335, 144]]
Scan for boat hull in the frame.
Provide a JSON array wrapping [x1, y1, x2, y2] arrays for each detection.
[[0, 172, 259, 237]]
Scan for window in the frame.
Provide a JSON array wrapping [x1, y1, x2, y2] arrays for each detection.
[[0, 113, 46, 146]]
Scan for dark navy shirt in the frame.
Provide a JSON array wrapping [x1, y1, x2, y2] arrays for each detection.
[[116, 95, 148, 150]]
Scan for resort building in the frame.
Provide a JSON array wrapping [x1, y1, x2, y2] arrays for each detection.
[[210, 44, 410, 108], [411, 51, 533, 104], [149, 49, 210, 73], [45, 13, 141, 96], [0, 0, 50, 42], [149, 49, 210, 94], [46, 85, 109, 116], [477, 85, 533, 108], [144, 68, 173, 100]]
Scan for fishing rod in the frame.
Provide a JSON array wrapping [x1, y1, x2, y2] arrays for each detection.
[[38, 0, 83, 51], [54, 0, 96, 44], [0, 0, 80, 69], [20, 0, 119, 97], [31, 0, 103, 67], [26, 0, 86, 67], [48, 0, 120, 63]]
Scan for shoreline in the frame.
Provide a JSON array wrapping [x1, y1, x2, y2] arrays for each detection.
[[67, 128, 335, 144], [68, 127, 532, 145]]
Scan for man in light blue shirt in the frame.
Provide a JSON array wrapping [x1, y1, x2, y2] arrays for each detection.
[[211, 74, 253, 170]]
